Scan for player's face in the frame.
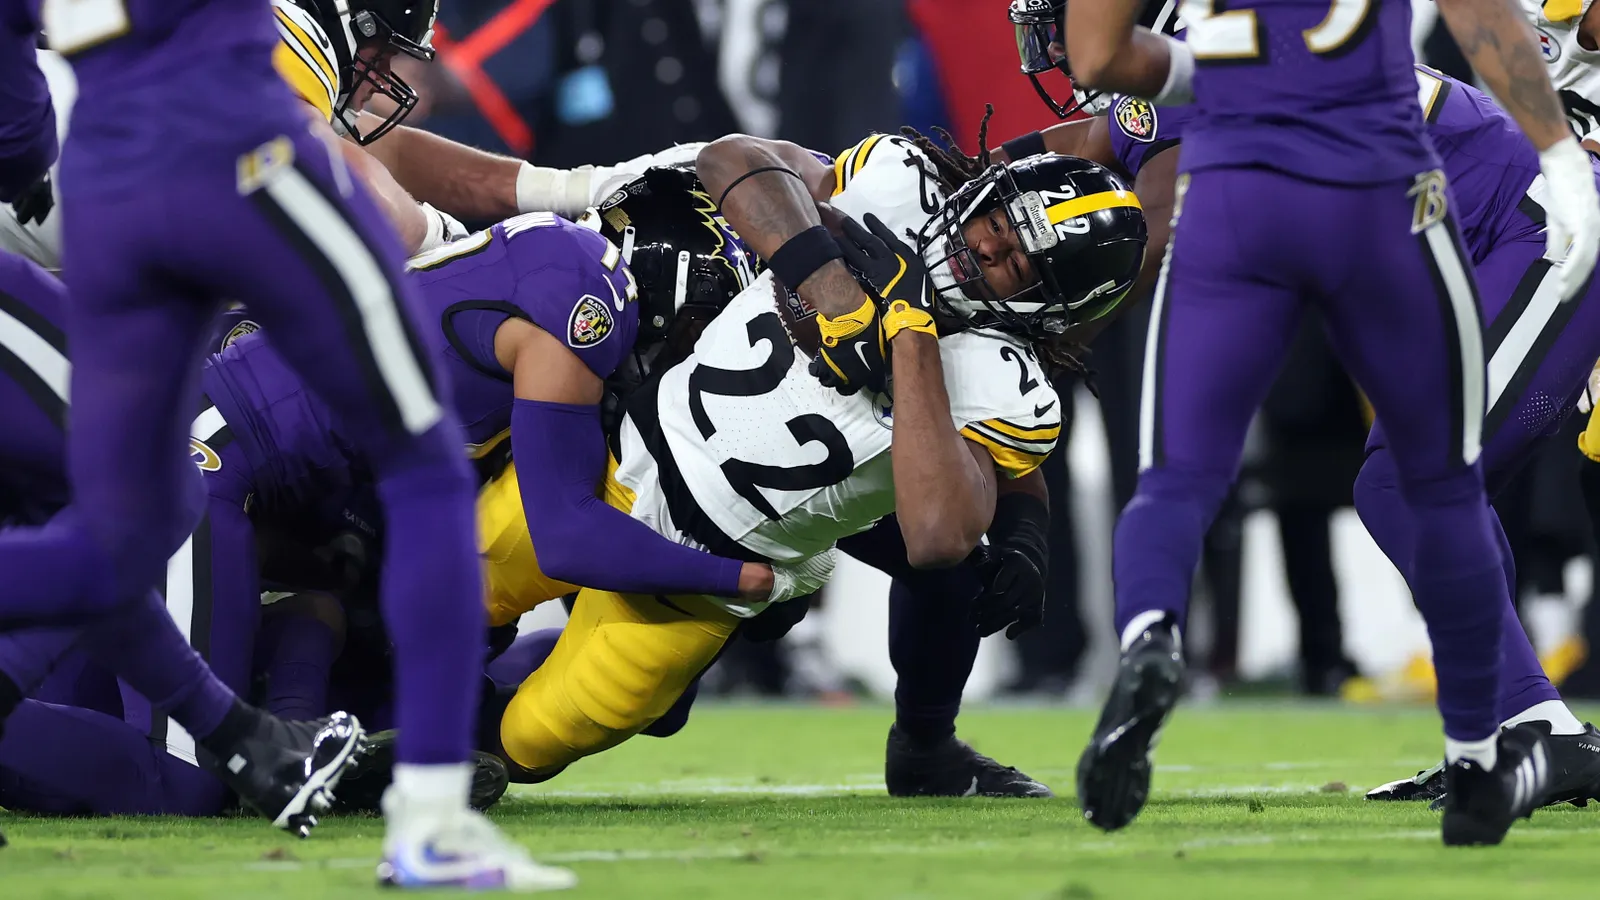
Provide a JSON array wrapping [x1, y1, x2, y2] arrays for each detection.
[[351, 44, 400, 111], [1050, 10, 1067, 64], [960, 208, 1040, 300]]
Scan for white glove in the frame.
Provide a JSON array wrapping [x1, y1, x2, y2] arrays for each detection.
[[415, 202, 469, 254], [516, 143, 710, 217], [1538, 137, 1600, 301], [767, 548, 838, 605]]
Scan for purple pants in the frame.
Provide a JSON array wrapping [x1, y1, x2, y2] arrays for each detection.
[[1117, 167, 1506, 740]]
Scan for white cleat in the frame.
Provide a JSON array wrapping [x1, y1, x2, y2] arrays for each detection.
[[377, 787, 576, 892]]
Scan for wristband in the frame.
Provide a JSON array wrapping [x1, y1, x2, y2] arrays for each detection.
[[516, 161, 595, 215], [881, 299, 937, 340], [1151, 36, 1195, 106], [769, 225, 843, 290], [1001, 131, 1048, 162]]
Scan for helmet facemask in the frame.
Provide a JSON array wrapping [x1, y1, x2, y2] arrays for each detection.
[[334, 7, 437, 144], [1009, 0, 1107, 119]]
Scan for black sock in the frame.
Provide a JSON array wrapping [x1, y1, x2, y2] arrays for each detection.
[[198, 698, 264, 753]]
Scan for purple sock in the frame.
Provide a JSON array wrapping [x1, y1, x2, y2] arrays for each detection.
[[1112, 468, 1234, 635], [256, 613, 341, 721], [485, 628, 561, 691], [77, 590, 237, 741], [376, 431, 484, 766], [1487, 514, 1560, 720]]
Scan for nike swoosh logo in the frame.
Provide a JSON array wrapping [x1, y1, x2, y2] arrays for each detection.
[[1033, 401, 1056, 417], [420, 842, 467, 866], [854, 341, 874, 371]]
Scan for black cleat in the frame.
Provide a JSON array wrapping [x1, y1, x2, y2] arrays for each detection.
[[885, 725, 1053, 798], [332, 729, 511, 813], [1366, 762, 1447, 803], [1077, 615, 1184, 832], [204, 711, 364, 838], [1440, 725, 1551, 847]]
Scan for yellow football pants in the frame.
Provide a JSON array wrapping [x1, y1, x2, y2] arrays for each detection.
[[475, 459, 741, 774]]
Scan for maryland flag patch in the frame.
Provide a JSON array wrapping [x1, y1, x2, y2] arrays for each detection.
[[1114, 96, 1157, 143], [568, 294, 615, 348]]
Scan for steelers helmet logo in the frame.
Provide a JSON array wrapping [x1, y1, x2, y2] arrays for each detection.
[[189, 437, 223, 472], [1114, 96, 1158, 143], [568, 294, 616, 348]]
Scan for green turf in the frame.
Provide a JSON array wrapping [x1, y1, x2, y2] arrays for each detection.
[[4, 702, 1600, 898]]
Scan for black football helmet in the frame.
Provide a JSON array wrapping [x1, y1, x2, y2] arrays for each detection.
[[576, 166, 755, 349], [1010, 0, 1182, 120], [918, 154, 1147, 339], [296, 0, 439, 144]]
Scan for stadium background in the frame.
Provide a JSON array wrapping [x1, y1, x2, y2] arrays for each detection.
[[386, 0, 1600, 704]]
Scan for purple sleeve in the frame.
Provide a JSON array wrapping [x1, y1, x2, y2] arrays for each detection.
[[511, 398, 745, 598], [513, 227, 640, 380], [0, 23, 56, 203], [1106, 95, 1189, 181]]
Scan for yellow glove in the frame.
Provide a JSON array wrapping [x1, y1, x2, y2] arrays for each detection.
[[1580, 404, 1600, 463], [810, 297, 888, 396]]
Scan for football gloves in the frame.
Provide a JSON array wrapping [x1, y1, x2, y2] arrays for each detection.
[[1539, 138, 1600, 301], [971, 544, 1046, 640], [810, 297, 889, 396], [837, 213, 938, 340]]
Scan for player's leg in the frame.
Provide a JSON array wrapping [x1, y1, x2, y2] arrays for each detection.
[[498, 588, 739, 778], [838, 518, 1051, 798], [1080, 171, 1305, 832], [256, 592, 346, 722], [168, 132, 528, 882], [1312, 173, 1542, 844]]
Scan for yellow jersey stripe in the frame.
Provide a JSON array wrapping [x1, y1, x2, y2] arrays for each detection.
[[1046, 190, 1143, 225], [274, 7, 338, 92], [961, 427, 1049, 479], [273, 43, 335, 120], [850, 134, 888, 177], [1544, 0, 1583, 21], [977, 417, 1062, 443], [465, 426, 511, 461], [831, 145, 862, 197]]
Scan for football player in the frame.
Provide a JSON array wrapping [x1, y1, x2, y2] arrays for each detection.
[[0, 14, 55, 241], [3, 0, 570, 887], [1058, 0, 1599, 842], [1521, 0, 1600, 143], [1007, 0, 1600, 812]]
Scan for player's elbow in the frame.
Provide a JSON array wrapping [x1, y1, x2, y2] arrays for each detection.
[[900, 519, 983, 570], [1065, 40, 1117, 90], [696, 135, 760, 194]]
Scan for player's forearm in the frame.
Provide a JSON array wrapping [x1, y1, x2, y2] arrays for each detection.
[[698, 137, 868, 319], [890, 333, 996, 568], [1438, 0, 1571, 150], [364, 121, 523, 222], [1065, 0, 1171, 98], [334, 136, 428, 253]]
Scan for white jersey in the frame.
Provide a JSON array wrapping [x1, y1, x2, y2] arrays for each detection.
[[615, 135, 1062, 616], [0, 49, 73, 271], [1526, 0, 1600, 138]]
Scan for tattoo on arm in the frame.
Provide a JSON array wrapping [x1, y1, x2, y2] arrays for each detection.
[[1441, 0, 1569, 148]]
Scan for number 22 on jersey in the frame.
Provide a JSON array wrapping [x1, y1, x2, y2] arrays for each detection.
[[1181, 0, 1374, 60]]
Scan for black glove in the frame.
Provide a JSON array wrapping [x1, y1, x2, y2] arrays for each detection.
[[9, 172, 53, 227], [972, 545, 1046, 640], [836, 213, 937, 341]]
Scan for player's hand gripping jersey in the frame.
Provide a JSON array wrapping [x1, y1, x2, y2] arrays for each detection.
[[615, 136, 1062, 616]]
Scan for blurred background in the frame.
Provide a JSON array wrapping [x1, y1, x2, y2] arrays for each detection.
[[410, 0, 1600, 705]]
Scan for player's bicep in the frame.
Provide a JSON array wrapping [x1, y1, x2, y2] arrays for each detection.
[[504, 320, 604, 405], [963, 438, 1001, 520]]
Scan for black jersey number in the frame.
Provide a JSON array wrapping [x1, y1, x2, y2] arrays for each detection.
[[999, 345, 1041, 395], [687, 312, 855, 520]]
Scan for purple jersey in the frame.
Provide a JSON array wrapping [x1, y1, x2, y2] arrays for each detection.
[[0, 250, 68, 521], [1108, 66, 1564, 263], [409, 212, 640, 456], [37, 0, 296, 191], [1181, 0, 1434, 184], [0, 21, 56, 200]]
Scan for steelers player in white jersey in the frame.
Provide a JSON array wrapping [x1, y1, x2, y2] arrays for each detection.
[[1525, 0, 1600, 140], [465, 121, 1145, 782]]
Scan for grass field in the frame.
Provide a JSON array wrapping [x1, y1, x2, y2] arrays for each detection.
[[4, 702, 1600, 899]]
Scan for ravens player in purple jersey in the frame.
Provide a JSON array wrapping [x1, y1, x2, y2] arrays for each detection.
[[1057, 0, 1600, 842], [0, 13, 53, 228], [0, 0, 568, 887], [1007, 0, 1600, 810]]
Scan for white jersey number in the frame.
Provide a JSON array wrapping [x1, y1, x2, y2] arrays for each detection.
[[41, 0, 130, 55], [1183, 0, 1373, 60], [687, 312, 855, 519]]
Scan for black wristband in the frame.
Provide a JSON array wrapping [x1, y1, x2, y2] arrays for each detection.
[[1001, 131, 1049, 162], [716, 165, 803, 211], [768, 225, 844, 292], [986, 490, 1049, 573]]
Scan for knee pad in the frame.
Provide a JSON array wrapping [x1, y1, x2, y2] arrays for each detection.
[[499, 620, 708, 772]]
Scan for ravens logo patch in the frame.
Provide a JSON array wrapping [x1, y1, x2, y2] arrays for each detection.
[[1114, 96, 1158, 143], [568, 294, 615, 348], [220, 319, 260, 351]]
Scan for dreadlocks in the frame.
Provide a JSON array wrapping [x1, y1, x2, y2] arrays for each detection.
[[901, 104, 1096, 385], [899, 104, 996, 194]]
